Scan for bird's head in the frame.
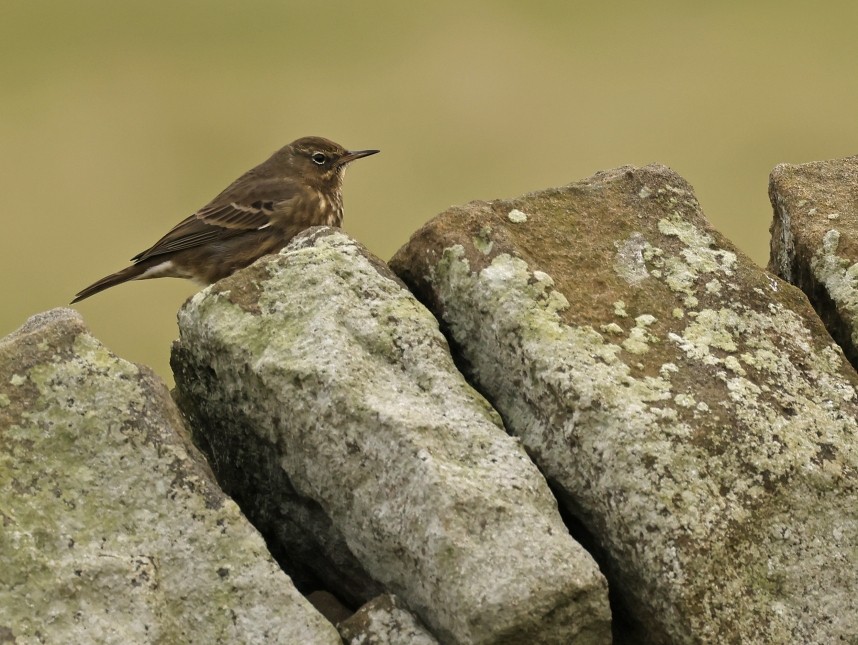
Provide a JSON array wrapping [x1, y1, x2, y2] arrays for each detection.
[[283, 136, 379, 188]]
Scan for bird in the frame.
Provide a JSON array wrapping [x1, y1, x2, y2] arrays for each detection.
[[71, 136, 379, 303]]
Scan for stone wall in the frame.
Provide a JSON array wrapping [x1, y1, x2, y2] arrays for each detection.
[[4, 159, 858, 644]]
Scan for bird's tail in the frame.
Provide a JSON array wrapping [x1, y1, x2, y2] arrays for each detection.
[[71, 259, 170, 303]]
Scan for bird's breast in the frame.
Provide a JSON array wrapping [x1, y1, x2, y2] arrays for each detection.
[[319, 190, 344, 227]]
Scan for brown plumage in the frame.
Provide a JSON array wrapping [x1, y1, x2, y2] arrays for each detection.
[[72, 136, 378, 303]]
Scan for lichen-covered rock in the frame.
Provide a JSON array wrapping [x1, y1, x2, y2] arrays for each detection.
[[171, 228, 611, 645], [339, 595, 439, 645], [0, 309, 340, 645], [391, 166, 858, 644], [769, 156, 858, 365]]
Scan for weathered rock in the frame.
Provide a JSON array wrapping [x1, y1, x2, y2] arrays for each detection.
[[339, 594, 439, 645], [0, 309, 340, 645], [308, 590, 354, 625], [769, 156, 858, 366], [390, 166, 858, 644], [171, 228, 612, 645]]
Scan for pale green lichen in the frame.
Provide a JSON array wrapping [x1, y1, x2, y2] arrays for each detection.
[[614, 233, 650, 285], [507, 209, 528, 223], [636, 314, 657, 327], [532, 270, 553, 286], [623, 328, 652, 354], [663, 256, 697, 296], [643, 243, 664, 263], [622, 315, 660, 355], [677, 308, 740, 354], [661, 184, 692, 197], [660, 362, 679, 378], [658, 216, 737, 300], [810, 228, 858, 348], [9, 374, 25, 386], [723, 355, 746, 376], [473, 226, 494, 256], [601, 322, 624, 335]]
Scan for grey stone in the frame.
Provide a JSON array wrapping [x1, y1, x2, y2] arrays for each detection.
[[0, 308, 340, 645], [339, 594, 438, 645], [391, 166, 858, 644], [172, 228, 612, 645], [769, 155, 858, 366]]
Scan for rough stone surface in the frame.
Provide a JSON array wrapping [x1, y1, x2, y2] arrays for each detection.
[[339, 594, 439, 645], [308, 590, 354, 626], [171, 228, 612, 645], [769, 156, 858, 366], [391, 166, 858, 644], [0, 308, 340, 645]]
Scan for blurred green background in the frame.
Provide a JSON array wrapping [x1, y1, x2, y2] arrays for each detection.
[[3, 1, 858, 382]]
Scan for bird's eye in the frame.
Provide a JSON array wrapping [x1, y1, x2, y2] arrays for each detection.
[[311, 152, 327, 165]]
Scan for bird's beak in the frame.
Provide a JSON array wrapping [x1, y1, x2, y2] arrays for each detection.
[[339, 149, 380, 166]]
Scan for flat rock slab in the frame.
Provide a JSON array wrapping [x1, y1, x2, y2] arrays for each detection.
[[769, 156, 858, 365], [391, 166, 858, 644], [0, 309, 340, 644], [172, 228, 611, 645]]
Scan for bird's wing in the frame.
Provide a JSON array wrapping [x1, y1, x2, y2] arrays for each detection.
[[132, 178, 299, 261]]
